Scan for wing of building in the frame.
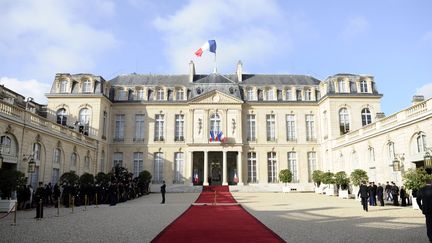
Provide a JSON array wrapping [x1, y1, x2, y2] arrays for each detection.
[[1, 61, 431, 192]]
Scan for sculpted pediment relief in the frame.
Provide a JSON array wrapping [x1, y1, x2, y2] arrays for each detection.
[[189, 90, 243, 104]]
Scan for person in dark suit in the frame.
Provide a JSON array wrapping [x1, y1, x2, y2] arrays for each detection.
[[34, 182, 44, 219], [417, 179, 432, 242], [377, 183, 385, 206], [160, 181, 166, 204], [358, 181, 369, 212]]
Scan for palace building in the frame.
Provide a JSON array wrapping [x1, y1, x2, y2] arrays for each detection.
[[1, 61, 431, 192]]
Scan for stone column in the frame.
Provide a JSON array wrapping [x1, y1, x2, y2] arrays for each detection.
[[187, 151, 193, 186], [237, 151, 244, 186], [222, 150, 228, 185], [203, 151, 209, 186]]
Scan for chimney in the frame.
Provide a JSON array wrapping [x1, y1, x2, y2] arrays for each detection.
[[412, 95, 425, 106], [189, 60, 195, 83], [236, 60, 243, 83]]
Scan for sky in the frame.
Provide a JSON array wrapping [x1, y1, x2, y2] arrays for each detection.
[[0, 0, 431, 115]]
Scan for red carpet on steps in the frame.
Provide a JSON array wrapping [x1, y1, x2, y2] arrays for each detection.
[[151, 186, 285, 243]]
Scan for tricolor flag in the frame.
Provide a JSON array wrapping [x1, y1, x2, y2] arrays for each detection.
[[217, 131, 226, 143], [194, 171, 199, 183], [209, 130, 215, 142], [233, 172, 239, 183], [195, 40, 217, 57]]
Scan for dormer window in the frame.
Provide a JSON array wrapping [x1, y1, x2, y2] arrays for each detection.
[[137, 89, 144, 100], [247, 88, 255, 101], [60, 80, 68, 93], [285, 89, 293, 101], [117, 89, 127, 100], [266, 88, 275, 101], [360, 80, 368, 93], [304, 89, 312, 101], [338, 80, 347, 93], [83, 80, 92, 93], [176, 88, 184, 100], [156, 88, 164, 101]]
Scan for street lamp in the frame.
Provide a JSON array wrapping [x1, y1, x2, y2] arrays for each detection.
[[28, 158, 36, 173], [393, 157, 401, 171], [424, 151, 432, 169]]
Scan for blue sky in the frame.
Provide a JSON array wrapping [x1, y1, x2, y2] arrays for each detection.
[[0, 0, 431, 115]]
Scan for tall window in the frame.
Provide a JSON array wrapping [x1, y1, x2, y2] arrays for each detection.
[[304, 89, 312, 101], [0, 136, 11, 154], [306, 114, 315, 141], [247, 152, 257, 183], [246, 114, 256, 141], [79, 108, 91, 134], [266, 88, 275, 101], [247, 88, 255, 101], [296, 90, 302, 101], [387, 142, 395, 164], [156, 88, 164, 101], [176, 88, 184, 100], [84, 155, 90, 171], [82, 80, 91, 93], [307, 152, 316, 182], [323, 111, 328, 138], [53, 148, 61, 164], [368, 147, 375, 165], [360, 80, 368, 93], [154, 152, 164, 183], [33, 143, 41, 161], [135, 114, 145, 141], [286, 114, 296, 141], [56, 108, 67, 125], [70, 153, 77, 170], [285, 89, 293, 101], [339, 108, 350, 134], [113, 152, 123, 167], [154, 114, 165, 141], [51, 168, 60, 185], [133, 152, 143, 177], [361, 108, 372, 126], [60, 80, 68, 93], [114, 114, 125, 141], [100, 150, 105, 172], [266, 114, 276, 141], [137, 89, 144, 100], [338, 80, 346, 93], [175, 114, 185, 141], [102, 111, 107, 138], [210, 113, 221, 135], [417, 133, 427, 153], [174, 152, 184, 183], [267, 152, 277, 183], [288, 152, 298, 183]]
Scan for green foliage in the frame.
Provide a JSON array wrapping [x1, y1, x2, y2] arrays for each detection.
[[95, 172, 110, 186], [79, 173, 94, 186], [350, 169, 369, 186], [59, 171, 79, 186], [403, 168, 432, 191], [312, 170, 324, 186], [334, 171, 350, 190], [138, 170, 152, 193], [279, 169, 293, 184], [321, 172, 335, 184], [0, 168, 26, 199]]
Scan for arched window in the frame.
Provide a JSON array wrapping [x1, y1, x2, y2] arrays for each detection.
[[210, 113, 221, 135], [56, 108, 68, 125], [360, 80, 368, 93], [339, 108, 350, 134], [70, 153, 77, 169], [361, 108, 372, 126], [60, 80, 68, 93], [82, 80, 91, 93], [53, 148, 61, 164], [387, 141, 395, 163], [79, 108, 91, 135], [0, 136, 12, 154], [33, 143, 41, 161], [417, 133, 427, 153]]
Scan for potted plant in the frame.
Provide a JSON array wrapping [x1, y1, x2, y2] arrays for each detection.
[[279, 169, 293, 192], [0, 168, 26, 212], [138, 170, 152, 194], [335, 171, 350, 198], [312, 170, 324, 193], [321, 172, 337, 196], [350, 169, 368, 200], [403, 168, 432, 209]]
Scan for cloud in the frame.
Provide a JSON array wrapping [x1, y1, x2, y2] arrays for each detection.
[[340, 16, 369, 41], [152, 0, 299, 74], [416, 83, 432, 99], [0, 77, 50, 104], [0, 0, 117, 81]]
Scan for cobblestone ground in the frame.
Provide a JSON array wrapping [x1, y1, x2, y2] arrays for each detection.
[[0, 192, 428, 243]]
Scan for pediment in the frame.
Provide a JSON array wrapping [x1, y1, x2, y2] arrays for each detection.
[[189, 90, 243, 104]]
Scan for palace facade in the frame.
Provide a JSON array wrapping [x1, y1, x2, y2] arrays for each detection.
[[1, 61, 431, 191]]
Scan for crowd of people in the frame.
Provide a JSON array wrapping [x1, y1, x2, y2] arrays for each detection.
[[358, 181, 410, 212]]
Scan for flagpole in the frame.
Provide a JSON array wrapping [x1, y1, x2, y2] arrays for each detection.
[[213, 52, 217, 73]]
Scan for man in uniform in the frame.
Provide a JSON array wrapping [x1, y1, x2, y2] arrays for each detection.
[[160, 181, 166, 204], [358, 181, 369, 212], [417, 179, 432, 242], [34, 182, 44, 219]]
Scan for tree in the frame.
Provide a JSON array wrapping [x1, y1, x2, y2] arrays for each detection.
[[321, 172, 335, 185], [59, 171, 79, 186], [403, 168, 432, 191], [312, 170, 324, 187], [0, 168, 26, 199], [95, 172, 110, 187], [279, 169, 293, 185], [138, 170, 152, 193], [334, 171, 350, 190], [79, 173, 95, 186], [350, 169, 368, 186]]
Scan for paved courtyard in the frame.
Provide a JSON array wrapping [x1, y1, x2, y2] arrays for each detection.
[[0, 192, 428, 242]]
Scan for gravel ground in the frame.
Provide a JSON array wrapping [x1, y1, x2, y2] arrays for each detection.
[[0, 192, 428, 243]]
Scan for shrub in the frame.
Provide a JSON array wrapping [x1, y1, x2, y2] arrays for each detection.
[[0, 168, 26, 199], [403, 168, 432, 191], [79, 173, 95, 186], [350, 169, 368, 186], [312, 170, 324, 187], [60, 171, 79, 186], [279, 169, 293, 185], [321, 172, 335, 185], [138, 170, 152, 193], [334, 171, 350, 190]]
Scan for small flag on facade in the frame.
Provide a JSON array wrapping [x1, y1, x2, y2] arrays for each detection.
[[194, 171, 199, 183]]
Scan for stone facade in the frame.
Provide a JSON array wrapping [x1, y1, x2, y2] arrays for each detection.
[[1, 61, 430, 192]]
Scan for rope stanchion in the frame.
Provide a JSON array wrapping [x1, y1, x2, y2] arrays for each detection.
[[11, 202, 17, 226], [84, 195, 87, 211], [56, 197, 60, 217], [95, 193, 98, 208], [71, 196, 74, 214], [36, 199, 43, 220]]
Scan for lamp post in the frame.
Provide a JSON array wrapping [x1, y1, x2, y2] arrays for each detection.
[[26, 156, 36, 187], [424, 150, 432, 174]]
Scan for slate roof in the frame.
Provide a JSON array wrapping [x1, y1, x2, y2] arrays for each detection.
[[109, 74, 190, 86]]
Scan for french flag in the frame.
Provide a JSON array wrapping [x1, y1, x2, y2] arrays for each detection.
[[217, 131, 226, 143], [195, 40, 217, 57], [209, 130, 215, 142]]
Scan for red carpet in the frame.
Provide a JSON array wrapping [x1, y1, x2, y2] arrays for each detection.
[[151, 186, 285, 243]]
